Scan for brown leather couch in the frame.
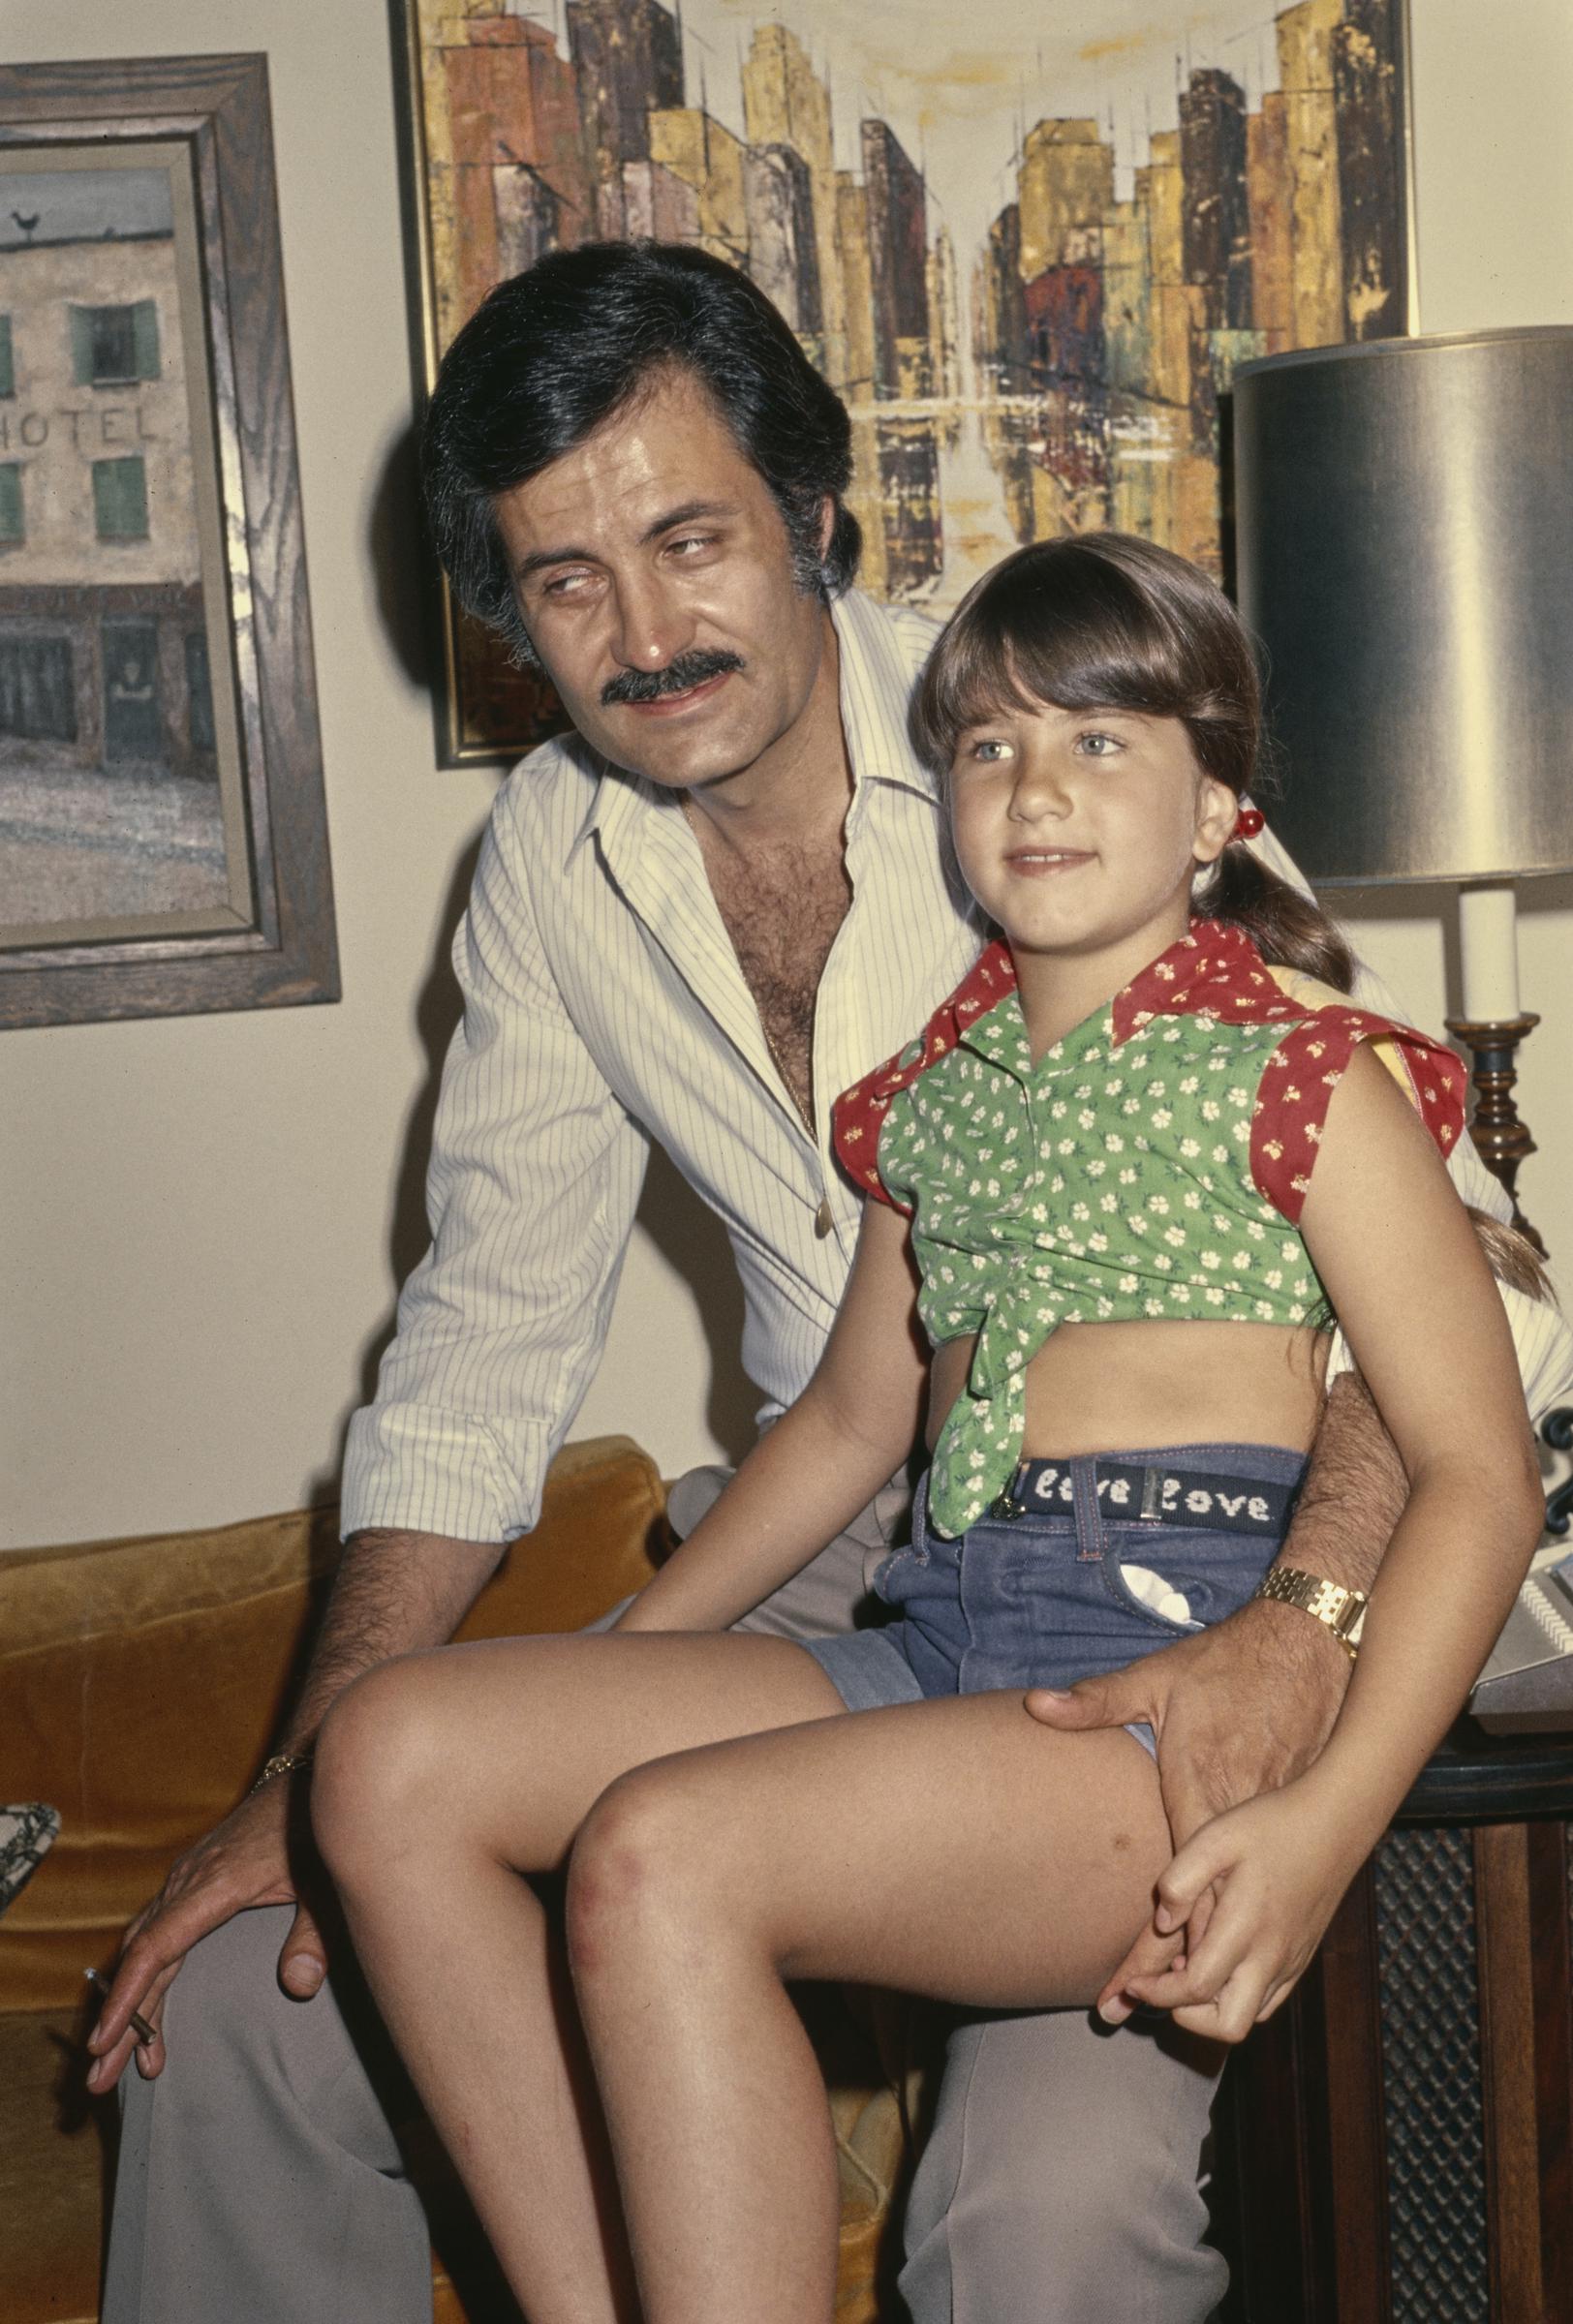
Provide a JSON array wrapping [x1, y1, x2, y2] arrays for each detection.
[[1, 1436, 910, 2324]]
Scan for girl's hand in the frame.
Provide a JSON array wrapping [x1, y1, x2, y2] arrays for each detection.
[[1103, 1785, 1368, 2043]]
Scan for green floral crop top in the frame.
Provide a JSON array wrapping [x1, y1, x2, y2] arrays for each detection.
[[832, 922, 1465, 1538]]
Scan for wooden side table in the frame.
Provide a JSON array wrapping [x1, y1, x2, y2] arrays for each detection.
[[1211, 1728, 1573, 2322]]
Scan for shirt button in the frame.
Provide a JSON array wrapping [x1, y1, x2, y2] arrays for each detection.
[[815, 1198, 834, 1238]]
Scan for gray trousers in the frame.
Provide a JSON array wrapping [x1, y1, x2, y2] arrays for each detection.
[[105, 1478, 1227, 2324]]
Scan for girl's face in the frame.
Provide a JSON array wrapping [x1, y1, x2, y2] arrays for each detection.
[[947, 700, 1235, 968]]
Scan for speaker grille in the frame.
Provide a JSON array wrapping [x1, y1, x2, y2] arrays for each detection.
[[1372, 1828, 1488, 2320]]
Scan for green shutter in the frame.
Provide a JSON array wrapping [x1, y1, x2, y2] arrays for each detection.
[[0, 317, 13, 400], [92, 456, 149, 540], [132, 298, 161, 381], [0, 463, 22, 542], [70, 305, 95, 386]]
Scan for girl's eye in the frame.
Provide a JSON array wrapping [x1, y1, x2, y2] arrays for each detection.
[[1076, 731, 1124, 758], [961, 737, 1011, 764]]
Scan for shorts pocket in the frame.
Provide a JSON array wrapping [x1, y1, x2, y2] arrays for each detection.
[[1099, 1526, 1277, 1635]]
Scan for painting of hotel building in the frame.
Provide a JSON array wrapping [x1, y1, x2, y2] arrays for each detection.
[[398, 0, 1406, 760], [0, 162, 238, 941]]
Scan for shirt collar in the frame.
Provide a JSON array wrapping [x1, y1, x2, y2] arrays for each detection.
[[565, 590, 938, 863], [1112, 919, 1279, 1044], [831, 590, 941, 806], [946, 941, 1031, 1075], [565, 738, 669, 865], [947, 920, 1280, 1074]]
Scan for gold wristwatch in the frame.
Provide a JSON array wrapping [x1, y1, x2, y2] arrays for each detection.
[[250, 1751, 314, 1793], [1253, 1568, 1368, 1661]]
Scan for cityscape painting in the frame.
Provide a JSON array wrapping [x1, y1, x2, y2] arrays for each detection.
[[396, 0, 1408, 761]]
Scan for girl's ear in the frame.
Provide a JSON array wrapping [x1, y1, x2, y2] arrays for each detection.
[[1191, 778, 1236, 868]]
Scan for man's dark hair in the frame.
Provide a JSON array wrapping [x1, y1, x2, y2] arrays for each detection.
[[422, 240, 862, 668]]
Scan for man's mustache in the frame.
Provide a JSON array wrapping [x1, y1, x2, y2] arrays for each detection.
[[601, 650, 744, 708]]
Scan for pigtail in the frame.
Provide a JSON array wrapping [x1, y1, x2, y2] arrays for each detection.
[[1195, 841, 1356, 994], [1465, 1208, 1556, 1304]]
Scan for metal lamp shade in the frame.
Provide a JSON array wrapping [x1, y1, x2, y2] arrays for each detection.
[[1233, 328, 1573, 886]]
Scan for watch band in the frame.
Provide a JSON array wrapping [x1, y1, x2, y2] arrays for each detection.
[[1253, 1567, 1368, 1660], [250, 1751, 314, 1793]]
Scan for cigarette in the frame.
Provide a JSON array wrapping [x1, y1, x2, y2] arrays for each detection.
[[85, 1966, 157, 2047]]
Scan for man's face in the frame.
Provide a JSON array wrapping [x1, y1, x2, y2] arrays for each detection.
[[492, 368, 832, 793]]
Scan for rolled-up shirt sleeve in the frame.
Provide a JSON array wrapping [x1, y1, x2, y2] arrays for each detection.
[[341, 791, 650, 1544]]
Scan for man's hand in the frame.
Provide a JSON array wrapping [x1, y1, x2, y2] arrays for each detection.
[[85, 1778, 322, 2093], [83, 1528, 504, 2094], [1026, 1596, 1352, 2020]]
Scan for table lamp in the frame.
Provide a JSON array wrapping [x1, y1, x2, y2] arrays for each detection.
[[1232, 327, 1573, 1253]]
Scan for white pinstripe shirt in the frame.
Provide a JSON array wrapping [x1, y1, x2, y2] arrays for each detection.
[[342, 590, 1572, 1544], [342, 592, 983, 1543]]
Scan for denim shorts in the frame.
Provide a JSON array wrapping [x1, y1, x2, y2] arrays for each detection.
[[801, 1442, 1309, 1758]]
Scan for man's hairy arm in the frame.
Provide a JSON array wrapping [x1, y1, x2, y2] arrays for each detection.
[[1027, 1372, 1407, 2013], [87, 1529, 501, 2092]]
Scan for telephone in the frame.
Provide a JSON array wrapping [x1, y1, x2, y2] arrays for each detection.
[[1467, 1408, 1573, 1734], [1471, 1548, 1573, 1733]]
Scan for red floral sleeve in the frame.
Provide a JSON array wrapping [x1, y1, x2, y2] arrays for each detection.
[[830, 939, 1017, 1213], [1250, 1009, 1467, 1223], [830, 1062, 911, 1213]]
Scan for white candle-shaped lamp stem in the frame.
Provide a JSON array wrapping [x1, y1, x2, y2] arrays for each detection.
[[1458, 881, 1521, 1022]]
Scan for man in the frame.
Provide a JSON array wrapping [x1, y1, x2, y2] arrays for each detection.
[[93, 241, 1569, 2323]]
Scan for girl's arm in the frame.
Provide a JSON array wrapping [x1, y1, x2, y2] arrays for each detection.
[[615, 1195, 927, 1635], [1123, 1043, 1545, 2038]]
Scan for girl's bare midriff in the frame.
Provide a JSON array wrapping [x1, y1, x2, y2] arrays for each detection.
[[926, 1320, 1327, 1461]]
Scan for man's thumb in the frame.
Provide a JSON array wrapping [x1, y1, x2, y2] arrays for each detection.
[[279, 1904, 327, 1998], [1024, 1672, 1137, 1730]]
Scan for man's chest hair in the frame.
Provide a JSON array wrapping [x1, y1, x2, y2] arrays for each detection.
[[703, 841, 851, 1047]]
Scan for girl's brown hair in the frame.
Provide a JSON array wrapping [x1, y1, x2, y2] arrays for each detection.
[[913, 530, 1354, 992]]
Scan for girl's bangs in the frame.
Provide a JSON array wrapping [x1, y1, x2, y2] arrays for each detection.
[[914, 548, 1187, 770]]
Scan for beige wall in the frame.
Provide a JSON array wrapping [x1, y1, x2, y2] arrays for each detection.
[[3, 0, 1571, 1552]]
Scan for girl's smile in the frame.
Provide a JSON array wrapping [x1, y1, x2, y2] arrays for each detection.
[[1001, 845, 1096, 876]]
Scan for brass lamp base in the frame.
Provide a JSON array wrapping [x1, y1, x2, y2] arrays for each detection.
[[1443, 1013, 1544, 1256]]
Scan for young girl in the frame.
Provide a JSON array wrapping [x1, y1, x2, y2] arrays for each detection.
[[312, 535, 1544, 2324]]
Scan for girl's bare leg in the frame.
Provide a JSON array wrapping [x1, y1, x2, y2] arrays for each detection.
[[311, 1631, 847, 2324], [566, 1694, 1179, 2324]]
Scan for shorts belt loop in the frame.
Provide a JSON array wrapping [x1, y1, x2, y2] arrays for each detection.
[[1141, 1465, 1165, 1521], [1070, 1456, 1103, 1563]]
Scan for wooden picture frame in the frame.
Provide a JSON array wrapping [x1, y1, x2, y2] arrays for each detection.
[[0, 54, 338, 1029]]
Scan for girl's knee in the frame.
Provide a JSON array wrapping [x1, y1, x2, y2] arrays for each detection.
[[311, 1654, 455, 1883], [566, 1765, 723, 1986]]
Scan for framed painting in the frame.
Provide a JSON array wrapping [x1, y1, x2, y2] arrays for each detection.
[[0, 54, 338, 1030], [393, 0, 1412, 766]]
